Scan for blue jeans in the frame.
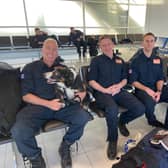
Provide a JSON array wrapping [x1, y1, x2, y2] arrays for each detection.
[[94, 90, 145, 142], [11, 103, 90, 159]]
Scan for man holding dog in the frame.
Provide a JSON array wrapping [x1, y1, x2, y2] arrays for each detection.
[[11, 38, 91, 168], [88, 35, 145, 160]]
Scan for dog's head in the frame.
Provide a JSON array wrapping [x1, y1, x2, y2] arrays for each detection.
[[44, 66, 76, 87]]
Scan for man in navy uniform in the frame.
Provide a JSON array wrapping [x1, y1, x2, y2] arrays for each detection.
[[88, 35, 145, 160], [69, 27, 87, 58], [129, 32, 168, 128], [11, 38, 90, 168]]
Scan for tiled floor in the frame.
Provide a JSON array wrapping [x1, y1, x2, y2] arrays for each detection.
[[0, 45, 167, 168], [0, 103, 167, 168]]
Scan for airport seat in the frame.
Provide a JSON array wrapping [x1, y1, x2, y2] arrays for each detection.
[[12, 36, 30, 49], [0, 36, 12, 49]]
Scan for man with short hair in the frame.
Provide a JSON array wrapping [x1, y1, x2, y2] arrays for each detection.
[[129, 32, 168, 128], [11, 38, 90, 168], [88, 35, 145, 160]]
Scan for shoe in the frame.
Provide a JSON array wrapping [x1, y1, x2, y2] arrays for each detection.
[[118, 121, 130, 137], [23, 154, 46, 168], [107, 141, 117, 160], [149, 120, 164, 128], [59, 140, 72, 168]]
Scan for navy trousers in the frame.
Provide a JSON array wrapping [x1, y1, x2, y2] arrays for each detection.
[[11, 103, 90, 159], [94, 90, 145, 142], [135, 85, 168, 125]]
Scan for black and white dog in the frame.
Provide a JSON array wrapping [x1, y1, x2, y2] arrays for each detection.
[[44, 66, 86, 107]]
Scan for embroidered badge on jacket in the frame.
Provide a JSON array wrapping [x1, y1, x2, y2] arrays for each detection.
[[153, 59, 160, 64], [115, 59, 122, 64]]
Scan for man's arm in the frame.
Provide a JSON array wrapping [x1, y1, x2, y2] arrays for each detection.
[[156, 80, 164, 92], [89, 80, 108, 94], [132, 81, 156, 100], [23, 93, 63, 111]]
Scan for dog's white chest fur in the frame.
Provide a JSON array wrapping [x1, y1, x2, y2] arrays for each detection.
[[57, 82, 76, 100]]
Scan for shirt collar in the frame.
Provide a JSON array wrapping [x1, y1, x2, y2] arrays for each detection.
[[102, 53, 116, 60]]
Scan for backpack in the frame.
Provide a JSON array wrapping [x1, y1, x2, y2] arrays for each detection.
[[0, 62, 22, 137], [112, 128, 168, 168]]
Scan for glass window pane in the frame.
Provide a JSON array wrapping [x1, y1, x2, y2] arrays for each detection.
[[127, 27, 144, 34], [85, 27, 127, 35], [130, 0, 147, 4], [0, 0, 26, 26], [128, 5, 146, 27], [86, 0, 128, 3], [115, 0, 128, 3], [25, 0, 83, 27], [0, 28, 28, 36], [28, 28, 70, 36], [85, 2, 128, 27]]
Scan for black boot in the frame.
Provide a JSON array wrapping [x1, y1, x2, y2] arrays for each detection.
[[23, 154, 46, 168], [107, 141, 117, 160], [149, 120, 165, 128], [118, 120, 130, 137], [59, 140, 72, 168]]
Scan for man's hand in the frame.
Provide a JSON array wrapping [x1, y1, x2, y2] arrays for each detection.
[[75, 91, 86, 102], [47, 99, 64, 111], [110, 84, 121, 96], [145, 87, 156, 100], [154, 91, 161, 102], [103, 84, 121, 96]]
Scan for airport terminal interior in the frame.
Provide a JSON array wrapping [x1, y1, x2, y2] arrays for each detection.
[[0, 0, 168, 168]]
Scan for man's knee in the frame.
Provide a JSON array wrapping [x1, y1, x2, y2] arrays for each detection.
[[144, 99, 156, 111], [134, 103, 145, 117], [11, 122, 35, 140], [72, 109, 90, 126], [105, 105, 118, 118]]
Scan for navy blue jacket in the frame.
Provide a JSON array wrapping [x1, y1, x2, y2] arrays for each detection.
[[88, 54, 127, 89], [21, 59, 64, 100], [129, 51, 164, 91]]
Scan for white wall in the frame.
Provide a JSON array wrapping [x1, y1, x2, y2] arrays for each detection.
[[145, 0, 168, 37]]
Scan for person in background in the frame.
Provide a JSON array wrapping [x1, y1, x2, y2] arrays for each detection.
[[33, 27, 48, 48], [11, 38, 91, 168], [88, 35, 145, 160], [129, 32, 168, 129], [69, 27, 87, 58], [87, 35, 98, 57]]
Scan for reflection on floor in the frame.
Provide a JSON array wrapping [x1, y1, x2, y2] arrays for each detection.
[[0, 45, 167, 168]]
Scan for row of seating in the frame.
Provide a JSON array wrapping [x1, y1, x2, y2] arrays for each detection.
[[0, 36, 29, 49], [0, 34, 143, 50]]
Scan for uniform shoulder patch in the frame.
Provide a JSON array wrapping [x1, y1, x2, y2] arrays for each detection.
[[115, 58, 122, 64], [21, 73, 24, 79], [153, 59, 160, 64]]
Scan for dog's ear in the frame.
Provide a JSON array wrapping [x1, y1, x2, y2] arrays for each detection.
[[64, 68, 75, 87]]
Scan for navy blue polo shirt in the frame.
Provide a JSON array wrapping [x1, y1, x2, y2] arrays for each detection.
[[88, 54, 127, 88], [129, 51, 164, 90], [21, 59, 64, 100]]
